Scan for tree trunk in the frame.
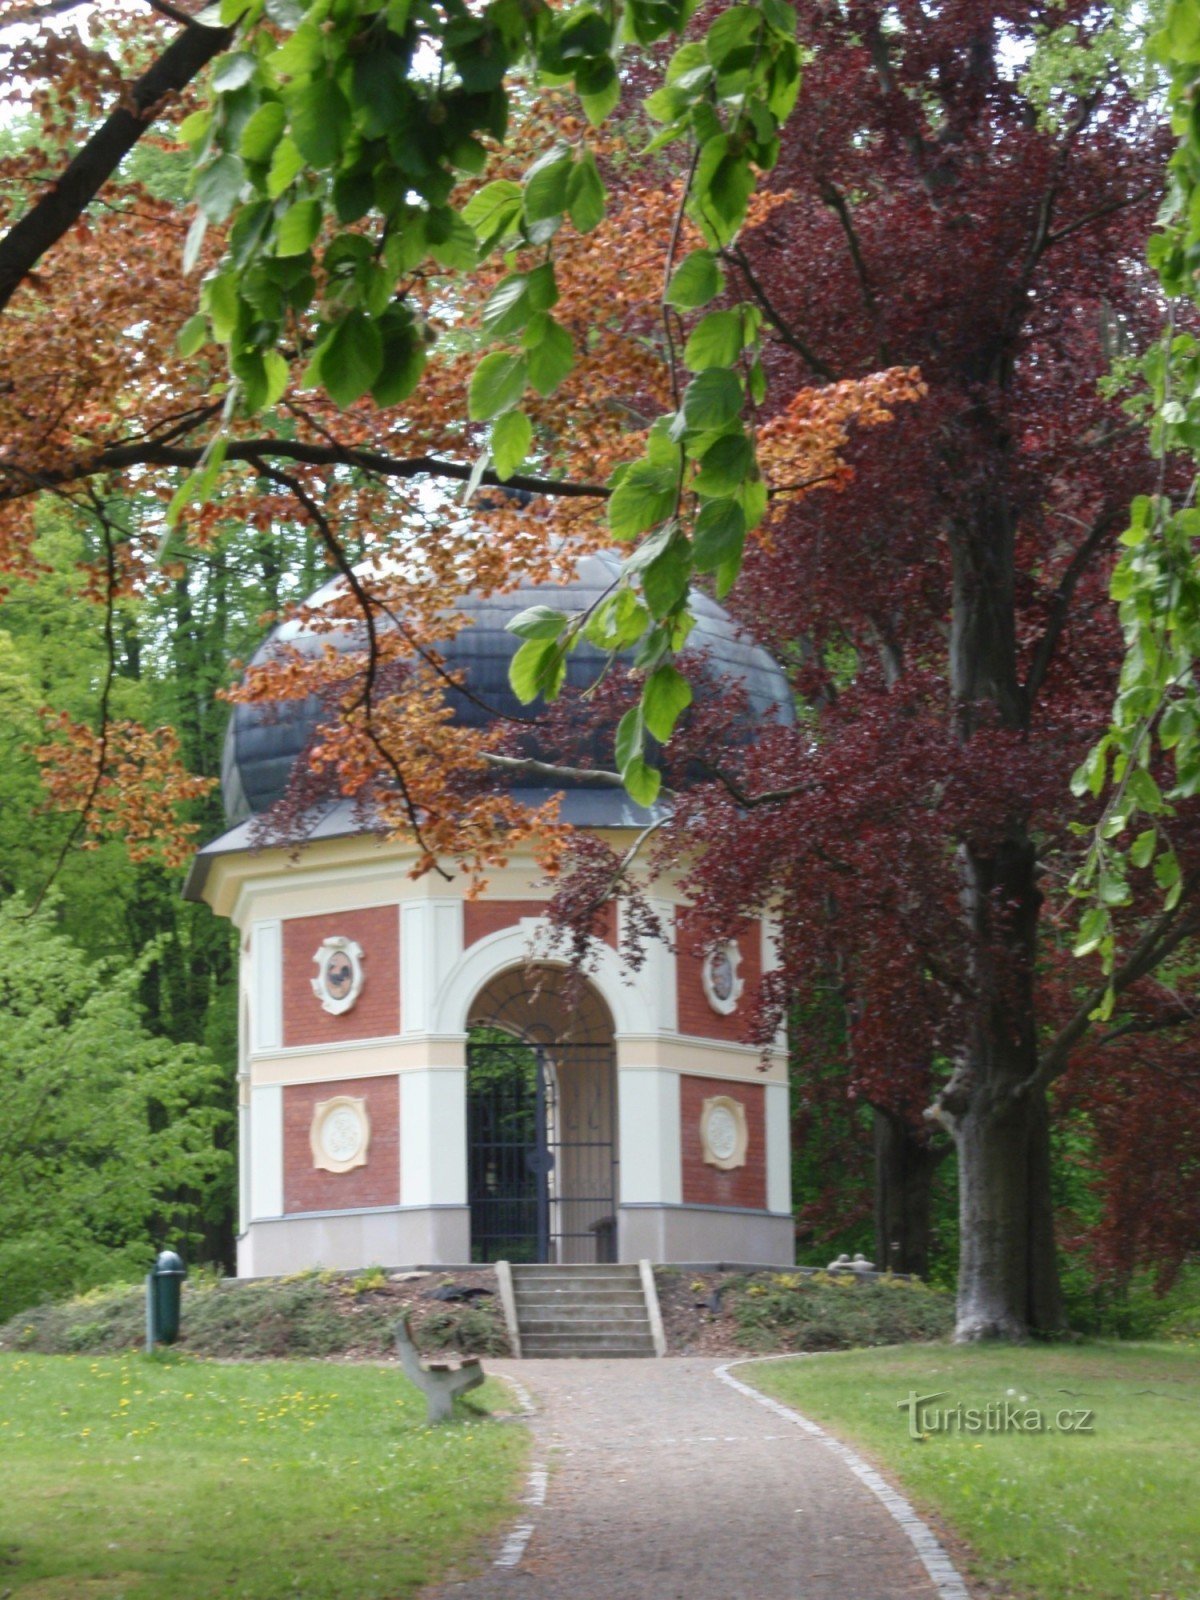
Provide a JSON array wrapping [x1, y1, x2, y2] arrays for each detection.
[[939, 833, 1067, 1340], [872, 1107, 944, 1277]]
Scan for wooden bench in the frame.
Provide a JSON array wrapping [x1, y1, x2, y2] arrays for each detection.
[[394, 1313, 485, 1423]]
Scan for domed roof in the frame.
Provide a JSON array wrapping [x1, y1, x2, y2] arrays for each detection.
[[220, 550, 794, 827]]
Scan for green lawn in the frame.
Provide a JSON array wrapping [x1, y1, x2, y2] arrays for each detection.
[[745, 1341, 1200, 1600], [0, 1352, 526, 1599]]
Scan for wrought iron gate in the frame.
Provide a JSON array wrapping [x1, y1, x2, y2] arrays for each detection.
[[467, 1033, 616, 1264]]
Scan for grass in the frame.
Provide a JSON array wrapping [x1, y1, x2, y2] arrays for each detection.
[[745, 1341, 1200, 1600], [0, 1351, 527, 1599]]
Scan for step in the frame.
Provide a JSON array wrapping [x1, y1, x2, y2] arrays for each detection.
[[511, 1269, 642, 1285], [518, 1312, 651, 1332], [515, 1286, 652, 1299], [520, 1334, 657, 1357]]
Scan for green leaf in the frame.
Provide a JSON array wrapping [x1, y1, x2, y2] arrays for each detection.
[[693, 497, 745, 572], [608, 460, 678, 539], [524, 153, 573, 222], [615, 704, 644, 771], [202, 271, 239, 342], [469, 351, 529, 420], [566, 151, 606, 232], [317, 311, 383, 408], [510, 636, 566, 702], [483, 273, 535, 336], [507, 603, 568, 641], [371, 337, 426, 407], [684, 309, 745, 370], [193, 153, 245, 221], [642, 538, 690, 617], [492, 409, 533, 479], [1073, 905, 1108, 958], [213, 52, 257, 93], [705, 5, 761, 67], [624, 754, 662, 807], [266, 135, 305, 199], [240, 100, 286, 162], [1130, 828, 1158, 868], [290, 77, 348, 168], [642, 663, 693, 741], [276, 198, 322, 256], [665, 249, 723, 309], [270, 21, 323, 76], [182, 210, 208, 275], [578, 60, 620, 125], [462, 179, 523, 247], [176, 313, 208, 357], [262, 349, 290, 408], [694, 431, 754, 495], [682, 368, 743, 432], [426, 210, 478, 270], [523, 313, 575, 394]]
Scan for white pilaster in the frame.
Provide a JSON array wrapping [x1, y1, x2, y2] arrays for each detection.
[[643, 899, 678, 1033], [249, 1083, 283, 1219], [250, 919, 282, 1053], [765, 1079, 792, 1215], [401, 899, 464, 1035], [400, 1068, 467, 1206], [618, 1069, 681, 1205]]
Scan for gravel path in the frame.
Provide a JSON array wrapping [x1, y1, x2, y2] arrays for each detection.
[[422, 1357, 966, 1600]]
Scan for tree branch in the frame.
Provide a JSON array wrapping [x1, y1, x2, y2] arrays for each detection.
[[1046, 187, 1158, 250], [258, 463, 451, 876], [1022, 881, 1200, 1097], [722, 245, 836, 379], [0, 17, 232, 315], [0, 436, 611, 504], [819, 181, 890, 365], [1022, 507, 1120, 707]]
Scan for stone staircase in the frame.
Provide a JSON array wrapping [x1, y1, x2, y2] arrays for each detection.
[[505, 1262, 663, 1358]]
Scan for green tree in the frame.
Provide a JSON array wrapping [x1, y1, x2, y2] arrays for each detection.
[[0, 898, 232, 1322]]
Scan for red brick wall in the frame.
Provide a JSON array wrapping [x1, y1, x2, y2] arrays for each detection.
[[464, 898, 617, 949], [680, 1076, 766, 1210], [283, 1075, 399, 1213], [281, 906, 399, 1048], [676, 910, 762, 1042]]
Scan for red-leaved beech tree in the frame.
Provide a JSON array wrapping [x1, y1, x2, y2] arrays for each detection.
[[538, 3, 1200, 1338], [646, 2, 1198, 1337]]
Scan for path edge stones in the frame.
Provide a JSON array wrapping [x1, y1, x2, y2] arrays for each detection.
[[715, 1357, 972, 1600], [490, 1370, 546, 1570]]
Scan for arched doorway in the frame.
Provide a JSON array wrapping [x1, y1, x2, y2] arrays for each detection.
[[466, 967, 617, 1264]]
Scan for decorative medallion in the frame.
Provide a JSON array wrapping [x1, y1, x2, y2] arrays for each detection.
[[311, 935, 365, 1015], [701, 940, 744, 1015], [310, 1095, 371, 1174], [700, 1094, 749, 1171]]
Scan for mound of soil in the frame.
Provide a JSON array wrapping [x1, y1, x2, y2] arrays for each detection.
[[0, 1268, 509, 1360]]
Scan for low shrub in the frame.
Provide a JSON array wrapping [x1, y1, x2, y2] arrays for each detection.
[[730, 1271, 954, 1351]]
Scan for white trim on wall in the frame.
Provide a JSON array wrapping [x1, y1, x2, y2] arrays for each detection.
[[250, 919, 282, 1053], [400, 899, 463, 1035], [617, 1069, 682, 1205], [400, 1068, 467, 1207], [765, 1079, 792, 1217], [641, 898, 678, 1033], [430, 921, 654, 1038], [248, 1084, 283, 1220]]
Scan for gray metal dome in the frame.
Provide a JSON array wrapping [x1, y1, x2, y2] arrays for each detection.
[[221, 551, 794, 826]]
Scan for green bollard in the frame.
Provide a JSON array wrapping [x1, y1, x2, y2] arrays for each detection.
[[145, 1250, 187, 1353]]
